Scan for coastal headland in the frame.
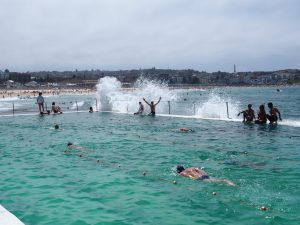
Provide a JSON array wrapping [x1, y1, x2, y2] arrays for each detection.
[[0, 68, 299, 92]]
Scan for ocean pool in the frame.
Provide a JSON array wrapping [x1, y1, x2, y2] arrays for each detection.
[[1, 84, 300, 225]]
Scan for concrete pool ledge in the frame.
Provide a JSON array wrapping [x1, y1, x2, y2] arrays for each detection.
[[0, 205, 24, 225]]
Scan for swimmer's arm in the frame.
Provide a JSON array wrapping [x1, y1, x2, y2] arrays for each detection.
[[155, 96, 161, 106], [237, 110, 244, 116], [143, 98, 151, 106], [180, 171, 193, 178], [192, 168, 200, 172], [276, 108, 282, 120]]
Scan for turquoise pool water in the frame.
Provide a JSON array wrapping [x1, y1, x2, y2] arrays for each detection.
[[1, 86, 300, 225]]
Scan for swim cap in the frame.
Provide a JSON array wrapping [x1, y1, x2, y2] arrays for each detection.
[[67, 142, 73, 146], [176, 165, 185, 173]]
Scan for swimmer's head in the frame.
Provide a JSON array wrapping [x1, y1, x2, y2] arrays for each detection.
[[39, 92, 42, 96], [248, 104, 252, 108], [52, 102, 55, 105], [67, 142, 73, 146], [54, 124, 59, 129], [151, 101, 154, 105], [176, 165, 185, 173], [259, 104, 264, 110], [268, 102, 273, 108], [139, 102, 141, 104]]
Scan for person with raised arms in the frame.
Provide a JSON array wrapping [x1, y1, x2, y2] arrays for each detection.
[[143, 96, 161, 116]]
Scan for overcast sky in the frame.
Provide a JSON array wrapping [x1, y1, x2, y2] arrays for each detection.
[[1, 0, 299, 72]]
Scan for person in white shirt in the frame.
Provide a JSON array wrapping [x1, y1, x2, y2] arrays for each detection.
[[37, 92, 45, 113]]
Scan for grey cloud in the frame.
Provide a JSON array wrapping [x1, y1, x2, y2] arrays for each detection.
[[0, 0, 299, 72]]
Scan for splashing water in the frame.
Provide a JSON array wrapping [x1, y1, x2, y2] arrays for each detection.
[[96, 77, 122, 111], [195, 93, 240, 120], [70, 101, 85, 110], [96, 76, 177, 113], [95, 77, 300, 127]]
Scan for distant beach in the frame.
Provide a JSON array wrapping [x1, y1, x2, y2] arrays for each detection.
[[0, 87, 95, 99]]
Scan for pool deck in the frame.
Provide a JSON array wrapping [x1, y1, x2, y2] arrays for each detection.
[[0, 205, 24, 225]]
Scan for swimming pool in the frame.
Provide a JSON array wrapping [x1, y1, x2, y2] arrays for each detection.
[[1, 84, 300, 225]]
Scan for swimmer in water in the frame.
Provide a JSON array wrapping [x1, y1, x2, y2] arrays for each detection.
[[89, 107, 94, 113], [178, 128, 194, 133], [54, 124, 59, 129], [67, 142, 92, 153], [67, 142, 83, 150], [266, 102, 282, 124], [176, 165, 235, 186], [51, 102, 63, 114], [143, 97, 161, 116]]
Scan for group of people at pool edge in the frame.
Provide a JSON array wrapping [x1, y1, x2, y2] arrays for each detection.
[[37, 91, 161, 116], [238, 102, 281, 124], [37, 92, 63, 114], [132, 97, 282, 124], [38, 92, 282, 124]]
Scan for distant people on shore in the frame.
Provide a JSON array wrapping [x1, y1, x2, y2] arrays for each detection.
[[176, 165, 235, 186], [89, 107, 94, 113], [143, 96, 161, 116], [255, 104, 267, 124], [134, 102, 144, 115], [51, 102, 63, 114], [37, 92, 45, 113], [266, 102, 281, 124], [238, 104, 255, 122]]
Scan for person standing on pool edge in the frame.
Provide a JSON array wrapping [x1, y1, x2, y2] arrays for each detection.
[[143, 96, 161, 116], [266, 102, 282, 124], [37, 92, 45, 113]]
